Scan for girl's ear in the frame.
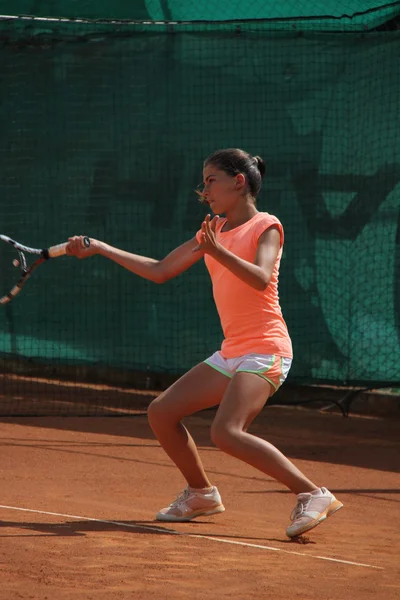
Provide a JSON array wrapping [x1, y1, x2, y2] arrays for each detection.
[[235, 173, 246, 189]]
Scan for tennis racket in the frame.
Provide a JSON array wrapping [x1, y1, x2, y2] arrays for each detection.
[[0, 234, 90, 305]]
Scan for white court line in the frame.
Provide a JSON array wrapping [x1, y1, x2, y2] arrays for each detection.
[[0, 504, 383, 570]]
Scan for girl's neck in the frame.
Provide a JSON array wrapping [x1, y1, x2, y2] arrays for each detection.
[[224, 200, 259, 230]]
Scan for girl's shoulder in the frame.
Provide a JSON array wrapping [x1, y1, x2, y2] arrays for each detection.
[[252, 213, 284, 247], [255, 212, 282, 225]]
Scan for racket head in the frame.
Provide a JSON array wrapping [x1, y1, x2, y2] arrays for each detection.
[[0, 234, 89, 304], [0, 236, 43, 304]]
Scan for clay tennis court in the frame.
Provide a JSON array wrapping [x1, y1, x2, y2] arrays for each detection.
[[1, 382, 399, 600]]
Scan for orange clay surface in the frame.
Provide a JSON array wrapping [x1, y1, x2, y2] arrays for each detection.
[[0, 406, 399, 600]]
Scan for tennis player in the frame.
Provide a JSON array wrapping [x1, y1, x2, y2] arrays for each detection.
[[67, 148, 343, 538]]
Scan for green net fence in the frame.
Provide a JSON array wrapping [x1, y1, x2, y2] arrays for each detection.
[[0, 6, 400, 415], [5, 1, 400, 30]]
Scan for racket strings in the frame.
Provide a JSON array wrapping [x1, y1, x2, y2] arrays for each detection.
[[16, 249, 28, 273], [0, 243, 22, 297]]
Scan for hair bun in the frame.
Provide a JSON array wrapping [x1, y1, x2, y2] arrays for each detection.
[[253, 155, 266, 178]]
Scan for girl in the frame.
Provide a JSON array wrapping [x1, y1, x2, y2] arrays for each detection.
[[67, 148, 343, 538]]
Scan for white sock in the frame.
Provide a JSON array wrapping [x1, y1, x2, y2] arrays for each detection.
[[189, 485, 214, 494]]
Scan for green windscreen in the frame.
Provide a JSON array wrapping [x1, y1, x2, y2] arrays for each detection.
[[0, 14, 399, 409], [5, 1, 400, 30]]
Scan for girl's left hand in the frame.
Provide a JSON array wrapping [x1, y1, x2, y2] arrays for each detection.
[[192, 214, 221, 256]]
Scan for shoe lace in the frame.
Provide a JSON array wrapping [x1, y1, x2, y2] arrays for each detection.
[[169, 488, 191, 508], [290, 495, 312, 521]]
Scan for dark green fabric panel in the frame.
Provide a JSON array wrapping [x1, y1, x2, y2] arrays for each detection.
[[3, 1, 400, 31], [0, 28, 399, 385]]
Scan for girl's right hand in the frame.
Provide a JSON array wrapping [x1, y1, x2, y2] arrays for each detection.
[[66, 236, 99, 259]]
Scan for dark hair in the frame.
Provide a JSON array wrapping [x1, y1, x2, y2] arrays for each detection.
[[204, 148, 266, 197]]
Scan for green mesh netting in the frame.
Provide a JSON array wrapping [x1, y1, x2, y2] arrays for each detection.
[[5, 1, 400, 31], [0, 16, 399, 394]]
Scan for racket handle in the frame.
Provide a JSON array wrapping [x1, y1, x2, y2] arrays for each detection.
[[46, 236, 90, 259]]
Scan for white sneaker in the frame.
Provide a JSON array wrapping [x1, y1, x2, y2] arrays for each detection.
[[286, 487, 343, 538], [156, 486, 225, 522]]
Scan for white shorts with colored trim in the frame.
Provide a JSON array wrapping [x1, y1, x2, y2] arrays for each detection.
[[204, 351, 292, 393]]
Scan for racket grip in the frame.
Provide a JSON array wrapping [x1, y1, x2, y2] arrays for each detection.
[[47, 236, 90, 259]]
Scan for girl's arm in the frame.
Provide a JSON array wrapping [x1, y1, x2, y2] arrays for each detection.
[[193, 215, 281, 291], [212, 227, 280, 290], [66, 236, 203, 284]]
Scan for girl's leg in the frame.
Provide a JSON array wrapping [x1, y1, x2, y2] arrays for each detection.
[[210, 372, 318, 494], [147, 362, 230, 489]]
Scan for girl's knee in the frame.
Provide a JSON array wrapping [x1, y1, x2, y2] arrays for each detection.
[[147, 393, 184, 428], [210, 422, 239, 452], [147, 394, 167, 425]]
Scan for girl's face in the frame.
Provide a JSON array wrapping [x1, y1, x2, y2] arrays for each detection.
[[201, 164, 245, 214]]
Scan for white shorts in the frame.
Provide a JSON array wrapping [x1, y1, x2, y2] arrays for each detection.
[[204, 351, 292, 393]]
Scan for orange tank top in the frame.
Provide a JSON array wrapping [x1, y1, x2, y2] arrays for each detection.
[[196, 212, 293, 359]]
